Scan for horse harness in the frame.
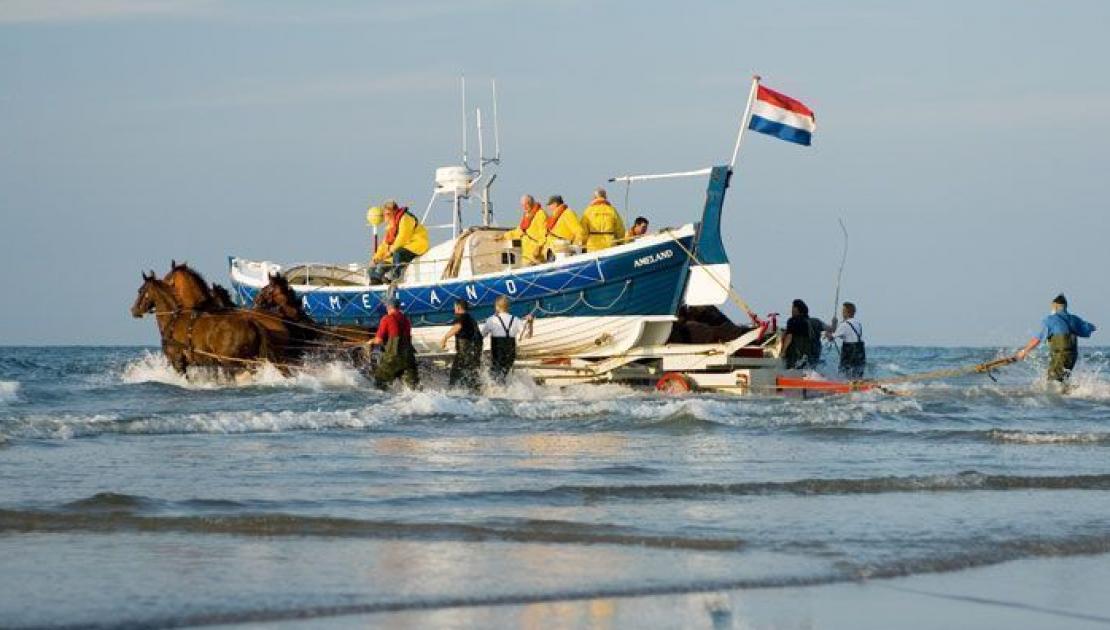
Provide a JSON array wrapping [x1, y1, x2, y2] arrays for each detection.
[[159, 309, 201, 363]]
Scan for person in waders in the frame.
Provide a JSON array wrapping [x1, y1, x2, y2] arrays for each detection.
[[440, 299, 483, 392], [808, 315, 828, 367], [368, 298, 419, 390], [481, 296, 533, 384], [826, 302, 865, 379], [780, 299, 813, 369], [1015, 294, 1096, 386]]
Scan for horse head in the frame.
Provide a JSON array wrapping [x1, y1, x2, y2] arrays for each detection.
[[255, 273, 300, 317], [131, 271, 162, 318], [163, 261, 213, 310], [209, 283, 235, 309]]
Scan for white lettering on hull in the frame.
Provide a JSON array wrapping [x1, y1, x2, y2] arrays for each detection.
[[633, 249, 674, 268]]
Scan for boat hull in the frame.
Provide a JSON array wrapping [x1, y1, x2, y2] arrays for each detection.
[[230, 227, 698, 358]]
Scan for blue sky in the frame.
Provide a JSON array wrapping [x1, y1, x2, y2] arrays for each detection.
[[1, 0, 1107, 346]]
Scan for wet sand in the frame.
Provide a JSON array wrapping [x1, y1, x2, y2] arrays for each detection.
[[236, 554, 1110, 629]]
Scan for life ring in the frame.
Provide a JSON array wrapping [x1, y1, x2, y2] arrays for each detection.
[[656, 372, 694, 394]]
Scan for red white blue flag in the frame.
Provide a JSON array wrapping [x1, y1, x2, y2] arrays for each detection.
[[748, 85, 816, 146]]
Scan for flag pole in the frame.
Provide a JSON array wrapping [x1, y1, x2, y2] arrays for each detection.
[[729, 74, 761, 170]]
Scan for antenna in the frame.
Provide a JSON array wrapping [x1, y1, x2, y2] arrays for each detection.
[[477, 107, 485, 168], [491, 78, 501, 161], [461, 76, 469, 170]]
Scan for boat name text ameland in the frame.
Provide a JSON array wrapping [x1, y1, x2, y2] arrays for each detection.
[[303, 280, 523, 312], [634, 248, 675, 268]]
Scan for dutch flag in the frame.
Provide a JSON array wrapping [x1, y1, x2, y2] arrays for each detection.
[[748, 85, 816, 146]]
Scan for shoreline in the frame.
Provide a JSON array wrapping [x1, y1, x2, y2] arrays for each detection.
[[223, 553, 1110, 629]]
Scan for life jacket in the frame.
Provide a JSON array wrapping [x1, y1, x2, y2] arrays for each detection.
[[519, 205, 542, 231], [384, 208, 414, 245], [546, 204, 568, 230]]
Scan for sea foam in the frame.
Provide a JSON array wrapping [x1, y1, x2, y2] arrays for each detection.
[[0, 380, 20, 404]]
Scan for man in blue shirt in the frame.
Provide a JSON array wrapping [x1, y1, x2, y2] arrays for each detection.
[[1015, 294, 1096, 383]]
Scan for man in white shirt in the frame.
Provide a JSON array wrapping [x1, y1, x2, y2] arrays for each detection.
[[481, 296, 533, 384], [826, 302, 866, 379]]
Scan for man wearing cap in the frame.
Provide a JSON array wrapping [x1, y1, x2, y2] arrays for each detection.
[[1015, 294, 1097, 384], [370, 201, 429, 284], [368, 298, 419, 389], [542, 195, 584, 261]]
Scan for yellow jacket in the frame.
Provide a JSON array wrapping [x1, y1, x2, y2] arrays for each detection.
[[544, 204, 584, 252], [374, 210, 429, 262], [505, 205, 548, 264], [580, 199, 625, 252]]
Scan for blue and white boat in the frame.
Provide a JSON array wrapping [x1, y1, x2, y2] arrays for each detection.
[[229, 81, 736, 358], [229, 166, 733, 358]]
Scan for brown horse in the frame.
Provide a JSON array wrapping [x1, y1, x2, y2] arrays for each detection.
[[131, 272, 284, 376], [164, 260, 217, 310], [209, 283, 236, 309], [254, 273, 374, 358], [253, 273, 321, 360], [163, 261, 297, 352]]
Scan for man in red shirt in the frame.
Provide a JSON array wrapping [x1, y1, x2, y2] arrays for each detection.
[[368, 298, 419, 389]]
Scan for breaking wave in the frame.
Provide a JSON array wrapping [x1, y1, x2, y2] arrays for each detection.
[[985, 429, 1110, 445], [0, 380, 19, 404], [0, 408, 385, 440], [119, 351, 364, 391], [0, 504, 743, 551], [361, 471, 1110, 508]]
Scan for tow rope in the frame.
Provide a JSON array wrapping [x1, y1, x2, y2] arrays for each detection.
[[662, 230, 765, 328], [794, 356, 1021, 395]]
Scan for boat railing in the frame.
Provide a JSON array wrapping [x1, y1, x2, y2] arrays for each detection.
[[261, 230, 672, 288]]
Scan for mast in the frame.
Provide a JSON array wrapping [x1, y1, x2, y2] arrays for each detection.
[[729, 75, 761, 170]]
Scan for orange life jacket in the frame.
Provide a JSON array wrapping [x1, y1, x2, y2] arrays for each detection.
[[384, 208, 412, 245], [545, 204, 568, 230], [519, 204, 541, 231]]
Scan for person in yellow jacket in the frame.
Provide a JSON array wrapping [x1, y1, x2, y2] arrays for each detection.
[[504, 195, 547, 265], [542, 195, 584, 260], [370, 200, 429, 284], [579, 188, 625, 252]]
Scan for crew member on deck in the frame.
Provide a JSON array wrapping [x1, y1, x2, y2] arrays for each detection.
[[504, 195, 548, 266], [481, 296, 533, 384], [543, 195, 584, 261], [368, 298, 419, 389], [1015, 294, 1096, 385], [370, 201, 429, 284], [440, 299, 484, 392], [580, 188, 625, 252], [626, 216, 650, 240], [826, 302, 866, 379], [781, 299, 813, 369]]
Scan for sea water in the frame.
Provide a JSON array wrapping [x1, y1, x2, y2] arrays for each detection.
[[0, 346, 1108, 627]]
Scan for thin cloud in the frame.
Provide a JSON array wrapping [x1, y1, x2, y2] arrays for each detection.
[[0, 0, 216, 23], [0, 0, 559, 25], [150, 71, 453, 110]]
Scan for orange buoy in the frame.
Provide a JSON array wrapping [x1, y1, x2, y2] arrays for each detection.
[[656, 372, 694, 394], [776, 376, 872, 395]]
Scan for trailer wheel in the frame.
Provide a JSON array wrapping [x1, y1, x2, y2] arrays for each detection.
[[656, 372, 694, 394]]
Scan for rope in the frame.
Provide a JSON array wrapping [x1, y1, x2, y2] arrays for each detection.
[[661, 230, 763, 326], [190, 348, 303, 372], [243, 308, 370, 343], [856, 356, 1019, 389]]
